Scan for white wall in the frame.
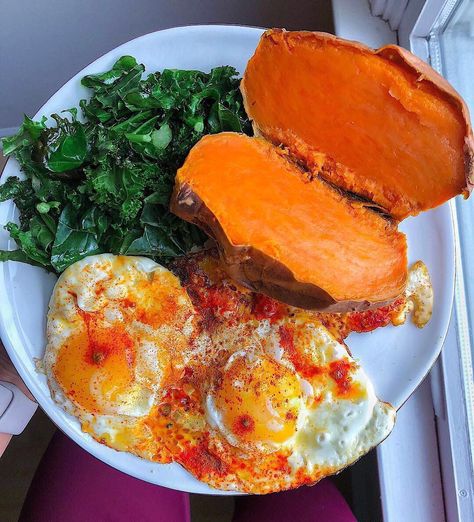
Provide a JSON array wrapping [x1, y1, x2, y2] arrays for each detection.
[[0, 0, 333, 132]]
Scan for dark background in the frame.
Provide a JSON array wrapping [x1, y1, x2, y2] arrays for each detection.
[[1, 0, 333, 131]]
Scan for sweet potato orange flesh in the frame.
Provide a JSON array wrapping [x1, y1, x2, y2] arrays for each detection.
[[242, 30, 474, 220], [172, 133, 407, 311]]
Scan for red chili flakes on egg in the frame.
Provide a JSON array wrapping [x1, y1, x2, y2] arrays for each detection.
[[180, 442, 228, 478], [233, 414, 255, 436], [328, 359, 356, 395], [346, 297, 405, 333], [252, 294, 286, 322], [80, 311, 135, 368], [278, 325, 322, 379]]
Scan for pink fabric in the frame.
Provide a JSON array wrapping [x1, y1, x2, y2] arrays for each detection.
[[20, 431, 355, 522], [20, 432, 190, 522], [233, 480, 357, 522]]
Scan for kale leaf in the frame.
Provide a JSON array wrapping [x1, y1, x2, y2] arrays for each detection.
[[0, 56, 251, 272]]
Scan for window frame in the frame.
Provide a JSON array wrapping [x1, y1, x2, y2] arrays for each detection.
[[398, 2, 474, 520], [332, 1, 474, 520]]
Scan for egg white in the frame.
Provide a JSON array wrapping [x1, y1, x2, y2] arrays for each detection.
[[43, 253, 195, 454], [393, 260, 433, 327], [205, 319, 395, 475]]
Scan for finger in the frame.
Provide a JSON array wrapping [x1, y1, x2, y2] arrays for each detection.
[[0, 344, 36, 401]]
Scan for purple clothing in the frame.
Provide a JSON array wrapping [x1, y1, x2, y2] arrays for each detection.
[[20, 432, 190, 522], [20, 432, 355, 521], [233, 480, 356, 522]]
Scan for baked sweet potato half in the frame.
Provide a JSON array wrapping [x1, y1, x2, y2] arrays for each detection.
[[171, 30, 473, 311], [171, 133, 407, 311], [242, 30, 474, 220]]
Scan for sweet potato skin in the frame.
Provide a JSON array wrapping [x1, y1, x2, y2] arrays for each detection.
[[171, 182, 400, 312], [241, 30, 474, 217]]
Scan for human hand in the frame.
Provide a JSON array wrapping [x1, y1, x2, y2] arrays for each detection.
[[0, 343, 34, 401], [0, 343, 36, 454]]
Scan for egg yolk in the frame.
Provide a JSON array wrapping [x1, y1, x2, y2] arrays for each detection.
[[53, 317, 137, 414], [52, 261, 194, 415], [213, 353, 302, 446]]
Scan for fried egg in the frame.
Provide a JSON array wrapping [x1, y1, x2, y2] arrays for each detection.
[[168, 313, 395, 492], [44, 252, 398, 493], [320, 260, 433, 337], [391, 260, 433, 328], [44, 254, 195, 460]]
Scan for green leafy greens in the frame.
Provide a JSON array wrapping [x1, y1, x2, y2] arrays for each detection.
[[0, 56, 251, 272]]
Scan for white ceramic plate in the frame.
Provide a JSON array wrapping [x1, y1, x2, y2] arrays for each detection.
[[0, 25, 455, 494]]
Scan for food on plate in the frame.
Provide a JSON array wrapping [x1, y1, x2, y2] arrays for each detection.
[[391, 260, 433, 328], [241, 29, 474, 220], [43, 253, 396, 493], [0, 58, 250, 272], [173, 30, 472, 311], [2, 29, 440, 494], [181, 325, 394, 493], [171, 133, 407, 311], [171, 252, 433, 337], [317, 260, 433, 336], [43, 254, 196, 461]]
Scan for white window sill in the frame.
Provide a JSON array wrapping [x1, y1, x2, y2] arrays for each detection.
[[332, 1, 454, 520]]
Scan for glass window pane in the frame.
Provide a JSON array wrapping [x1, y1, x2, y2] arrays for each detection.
[[428, 0, 474, 466]]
